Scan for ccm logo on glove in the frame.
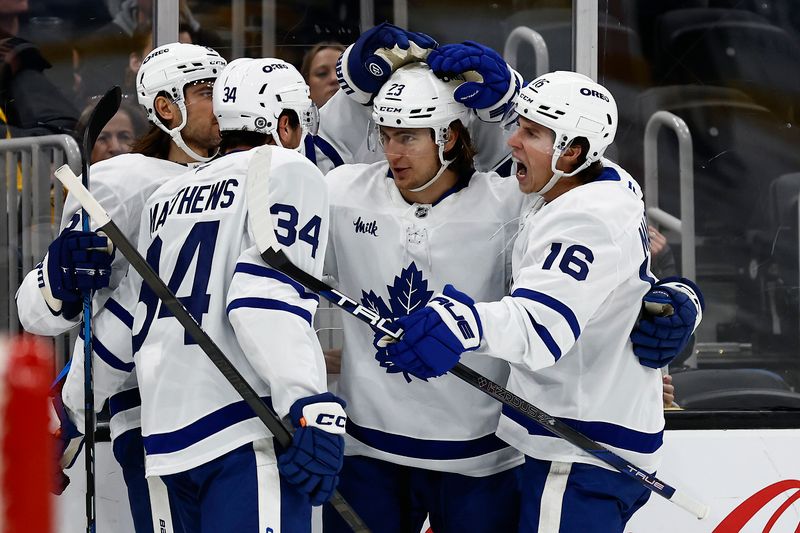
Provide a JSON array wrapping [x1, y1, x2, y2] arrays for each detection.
[[300, 402, 347, 433]]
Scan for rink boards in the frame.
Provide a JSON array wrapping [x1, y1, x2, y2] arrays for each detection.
[[56, 428, 800, 533]]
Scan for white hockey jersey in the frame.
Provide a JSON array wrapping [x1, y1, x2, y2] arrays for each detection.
[[325, 161, 525, 476], [16, 153, 190, 440], [474, 162, 665, 473], [70, 146, 330, 476]]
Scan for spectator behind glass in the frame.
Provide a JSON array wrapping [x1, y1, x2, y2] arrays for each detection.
[[74, 0, 152, 104], [0, 0, 26, 37], [300, 41, 345, 108], [75, 99, 147, 163], [0, 0, 78, 137]]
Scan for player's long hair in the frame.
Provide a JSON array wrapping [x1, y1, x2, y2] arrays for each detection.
[[130, 123, 172, 159], [439, 120, 476, 179], [130, 91, 174, 159]]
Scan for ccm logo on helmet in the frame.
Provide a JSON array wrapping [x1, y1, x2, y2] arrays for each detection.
[[315, 413, 347, 428], [262, 63, 289, 73], [580, 87, 609, 102], [377, 106, 402, 113], [142, 48, 169, 64]]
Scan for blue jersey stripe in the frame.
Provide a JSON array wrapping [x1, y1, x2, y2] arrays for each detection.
[[312, 135, 345, 168], [346, 420, 510, 460], [304, 135, 317, 164], [639, 256, 656, 285], [525, 310, 562, 360], [79, 329, 134, 372], [143, 396, 273, 455], [104, 297, 134, 329], [511, 288, 581, 339], [502, 405, 663, 455], [227, 297, 312, 326], [234, 263, 319, 302], [109, 387, 142, 416], [593, 167, 621, 182], [494, 156, 514, 177]]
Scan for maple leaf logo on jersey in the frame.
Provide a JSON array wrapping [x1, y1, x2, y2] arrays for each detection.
[[361, 262, 434, 383]]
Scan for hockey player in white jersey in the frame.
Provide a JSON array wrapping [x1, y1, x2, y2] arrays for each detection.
[[378, 72, 704, 532], [322, 51, 526, 532], [319, 26, 701, 531], [77, 56, 345, 532], [15, 42, 226, 533]]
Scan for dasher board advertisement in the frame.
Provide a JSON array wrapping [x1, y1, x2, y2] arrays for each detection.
[[627, 429, 800, 532]]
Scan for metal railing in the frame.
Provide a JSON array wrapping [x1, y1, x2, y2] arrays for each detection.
[[643, 111, 696, 280], [1, 134, 82, 367], [503, 26, 550, 78]]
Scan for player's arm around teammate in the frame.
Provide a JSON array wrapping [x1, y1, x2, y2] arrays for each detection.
[[377, 72, 702, 533], [320, 28, 527, 530]]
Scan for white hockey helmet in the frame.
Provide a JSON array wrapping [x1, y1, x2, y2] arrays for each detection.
[[370, 62, 471, 192], [213, 57, 319, 149], [514, 71, 617, 194], [136, 42, 227, 162]]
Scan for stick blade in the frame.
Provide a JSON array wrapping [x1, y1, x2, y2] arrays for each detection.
[[83, 86, 122, 160]]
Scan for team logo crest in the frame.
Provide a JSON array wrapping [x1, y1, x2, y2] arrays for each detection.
[[361, 262, 434, 383], [368, 62, 385, 77]]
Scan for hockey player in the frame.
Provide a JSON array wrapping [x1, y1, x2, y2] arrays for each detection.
[[15, 41, 226, 532], [322, 57, 525, 533], [377, 72, 704, 532], [73, 56, 345, 532], [318, 25, 700, 531]]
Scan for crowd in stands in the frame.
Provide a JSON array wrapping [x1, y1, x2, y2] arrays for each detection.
[[0, 0, 346, 162]]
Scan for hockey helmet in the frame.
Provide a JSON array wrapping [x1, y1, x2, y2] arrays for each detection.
[[136, 42, 227, 161], [514, 71, 617, 192], [370, 63, 471, 192], [213, 58, 319, 149]]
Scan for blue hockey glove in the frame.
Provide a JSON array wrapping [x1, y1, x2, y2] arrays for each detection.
[[338, 22, 438, 104], [278, 393, 347, 506], [374, 284, 482, 379], [50, 388, 84, 495], [41, 228, 114, 318], [631, 277, 704, 369], [427, 41, 521, 123]]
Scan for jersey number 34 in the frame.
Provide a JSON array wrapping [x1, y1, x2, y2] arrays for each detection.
[[133, 204, 321, 349]]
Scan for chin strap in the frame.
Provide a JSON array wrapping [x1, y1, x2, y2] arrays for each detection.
[[408, 142, 453, 193], [536, 142, 592, 196], [158, 99, 218, 163], [171, 129, 217, 162]]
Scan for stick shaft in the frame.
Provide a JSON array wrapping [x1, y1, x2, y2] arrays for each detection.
[[259, 247, 709, 519], [54, 165, 371, 533]]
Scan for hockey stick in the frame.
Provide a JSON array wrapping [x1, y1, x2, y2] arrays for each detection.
[[245, 168, 709, 520], [78, 86, 122, 533], [52, 164, 370, 533]]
